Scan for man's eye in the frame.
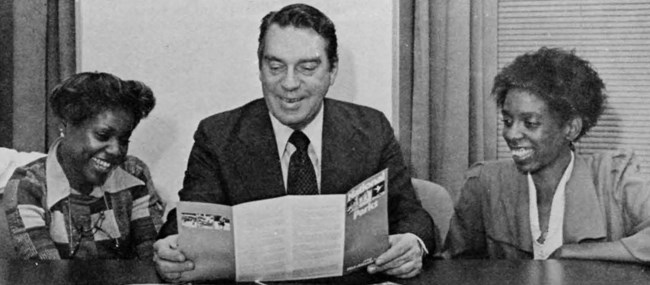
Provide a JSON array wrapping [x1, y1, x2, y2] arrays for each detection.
[[268, 63, 285, 72], [501, 118, 513, 127], [298, 63, 317, 72]]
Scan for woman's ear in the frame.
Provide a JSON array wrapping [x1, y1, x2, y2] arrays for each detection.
[[564, 117, 583, 142], [58, 121, 68, 138]]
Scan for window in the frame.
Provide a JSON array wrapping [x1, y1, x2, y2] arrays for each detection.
[[496, 0, 650, 174]]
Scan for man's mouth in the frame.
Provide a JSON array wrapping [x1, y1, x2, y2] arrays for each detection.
[[282, 97, 302, 103], [280, 96, 303, 104]]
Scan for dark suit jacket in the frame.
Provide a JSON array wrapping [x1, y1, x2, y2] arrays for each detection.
[[159, 98, 435, 251]]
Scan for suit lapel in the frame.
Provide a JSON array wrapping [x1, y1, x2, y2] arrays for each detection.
[[229, 100, 286, 203], [320, 100, 364, 195]]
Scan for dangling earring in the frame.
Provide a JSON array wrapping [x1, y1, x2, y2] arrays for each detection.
[[59, 128, 65, 138]]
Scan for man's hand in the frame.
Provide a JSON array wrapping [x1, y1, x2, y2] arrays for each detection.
[[367, 233, 424, 278], [153, 234, 195, 282]]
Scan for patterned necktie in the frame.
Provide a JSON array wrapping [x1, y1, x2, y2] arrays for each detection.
[[287, 130, 318, 195]]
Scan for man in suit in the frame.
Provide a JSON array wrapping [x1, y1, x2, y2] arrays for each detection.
[[153, 3, 435, 281]]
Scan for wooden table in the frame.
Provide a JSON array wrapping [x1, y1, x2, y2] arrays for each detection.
[[411, 259, 650, 285], [1, 259, 649, 284], [0, 259, 161, 285]]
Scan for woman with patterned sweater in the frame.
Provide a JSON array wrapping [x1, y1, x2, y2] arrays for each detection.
[[3, 72, 162, 259]]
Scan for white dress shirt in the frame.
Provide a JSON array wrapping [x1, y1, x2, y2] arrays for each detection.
[[269, 105, 428, 255], [269, 105, 323, 192]]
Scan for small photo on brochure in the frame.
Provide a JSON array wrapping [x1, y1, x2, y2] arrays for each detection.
[[181, 212, 231, 231]]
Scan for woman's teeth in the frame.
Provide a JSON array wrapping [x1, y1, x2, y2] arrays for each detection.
[[511, 148, 533, 159], [92, 157, 111, 171]]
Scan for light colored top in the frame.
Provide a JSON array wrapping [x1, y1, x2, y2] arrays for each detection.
[[270, 105, 324, 192], [528, 151, 574, 259], [447, 150, 650, 262]]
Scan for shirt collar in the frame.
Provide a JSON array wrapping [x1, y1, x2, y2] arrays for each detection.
[[527, 151, 575, 201], [269, 104, 324, 162], [526, 151, 575, 201], [490, 152, 609, 255], [46, 138, 144, 209], [527, 151, 574, 258]]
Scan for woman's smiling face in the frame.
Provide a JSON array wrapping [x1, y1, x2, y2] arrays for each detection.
[[59, 108, 135, 189], [501, 88, 572, 174]]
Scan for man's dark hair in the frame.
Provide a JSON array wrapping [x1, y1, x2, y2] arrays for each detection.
[[257, 3, 338, 70]]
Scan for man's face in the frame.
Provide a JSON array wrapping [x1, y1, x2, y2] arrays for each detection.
[[259, 24, 338, 130]]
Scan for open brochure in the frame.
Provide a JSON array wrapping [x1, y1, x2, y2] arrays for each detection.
[[177, 169, 389, 282]]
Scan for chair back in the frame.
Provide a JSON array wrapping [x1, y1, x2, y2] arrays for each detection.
[[411, 178, 454, 257], [0, 190, 17, 259]]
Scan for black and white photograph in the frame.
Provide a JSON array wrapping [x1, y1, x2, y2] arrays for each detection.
[[1, 0, 650, 284]]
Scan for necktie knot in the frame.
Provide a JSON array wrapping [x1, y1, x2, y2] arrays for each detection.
[[289, 131, 310, 152]]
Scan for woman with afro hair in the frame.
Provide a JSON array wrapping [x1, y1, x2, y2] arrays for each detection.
[[446, 47, 650, 263]]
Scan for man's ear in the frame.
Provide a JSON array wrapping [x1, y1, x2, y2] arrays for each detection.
[[328, 61, 338, 86], [565, 116, 583, 142]]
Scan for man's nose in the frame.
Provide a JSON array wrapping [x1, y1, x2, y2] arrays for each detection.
[[281, 69, 300, 90]]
